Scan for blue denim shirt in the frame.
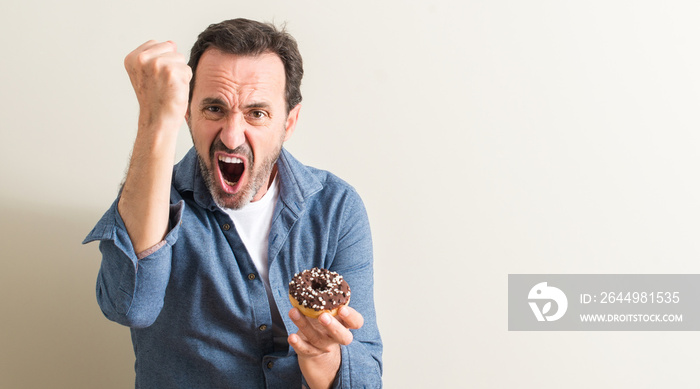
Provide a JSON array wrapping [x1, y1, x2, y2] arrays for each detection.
[[83, 148, 382, 388]]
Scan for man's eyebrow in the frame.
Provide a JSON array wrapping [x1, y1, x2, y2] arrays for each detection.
[[199, 98, 271, 110], [243, 101, 271, 110], [200, 97, 227, 107]]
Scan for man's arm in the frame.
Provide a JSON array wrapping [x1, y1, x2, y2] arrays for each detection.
[[82, 41, 191, 328], [119, 40, 191, 254]]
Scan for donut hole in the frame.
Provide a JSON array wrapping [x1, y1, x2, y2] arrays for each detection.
[[311, 279, 328, 291]]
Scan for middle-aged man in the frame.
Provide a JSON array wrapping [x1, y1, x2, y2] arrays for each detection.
[[83, 18, 382, 388]]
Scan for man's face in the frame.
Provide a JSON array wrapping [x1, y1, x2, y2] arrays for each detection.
[[187, 48, 300, 209]]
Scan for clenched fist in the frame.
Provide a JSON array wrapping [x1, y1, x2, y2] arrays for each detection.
[[124, 40, 192, 129]]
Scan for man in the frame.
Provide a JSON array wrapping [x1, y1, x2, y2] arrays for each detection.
[[84, 18, 382, 388]]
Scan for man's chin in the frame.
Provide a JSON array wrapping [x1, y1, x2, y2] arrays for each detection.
[[212, 187, 252, 210]]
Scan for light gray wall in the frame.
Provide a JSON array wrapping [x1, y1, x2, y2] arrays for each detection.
[[2, 1, 700, 387]]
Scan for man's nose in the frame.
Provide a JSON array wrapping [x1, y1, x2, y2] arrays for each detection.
[[219, 113, 246, 151]]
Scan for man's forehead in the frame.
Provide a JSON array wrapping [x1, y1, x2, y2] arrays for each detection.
[[193, 48, 286, 105], [196, 48, 285, 82]]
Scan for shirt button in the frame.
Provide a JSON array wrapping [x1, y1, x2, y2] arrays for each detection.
[[259, 324, 267, 331], [222, 223, 231, 231], [248, 273, 256, 280], [267, 361, 274, 369]]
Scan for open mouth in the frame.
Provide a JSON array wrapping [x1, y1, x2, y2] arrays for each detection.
[[217, 155, 245, 190]]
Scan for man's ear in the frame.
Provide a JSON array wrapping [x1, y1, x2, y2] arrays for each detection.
[[283, 104, 301, 142]]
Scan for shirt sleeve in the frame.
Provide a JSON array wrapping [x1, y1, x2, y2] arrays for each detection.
[[328, 190, 383, 388], [83, 197, 184, 328]]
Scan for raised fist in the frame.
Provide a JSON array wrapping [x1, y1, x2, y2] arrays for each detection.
[[124, 40, 192, 128]]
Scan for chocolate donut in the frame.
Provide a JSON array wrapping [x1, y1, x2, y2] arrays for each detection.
[[288, 267, 351, 318]]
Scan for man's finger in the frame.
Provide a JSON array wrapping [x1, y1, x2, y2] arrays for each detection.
[[289, 308, 324, 342], [317, 313, 353, 346], [289, 308, 349, 350], [125, 40, 179, 71], [288, 333, 322, 357], [337, 306, 364, 330], [137, 40, 178, 57]]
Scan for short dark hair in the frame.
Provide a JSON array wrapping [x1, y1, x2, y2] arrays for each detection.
[[188, 18, 303, 112]]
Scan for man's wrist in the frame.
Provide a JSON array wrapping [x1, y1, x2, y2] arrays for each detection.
[[298, 344, 341, 389]]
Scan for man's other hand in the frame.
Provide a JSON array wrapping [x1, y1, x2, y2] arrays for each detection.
[[288, 306, 364, 388]]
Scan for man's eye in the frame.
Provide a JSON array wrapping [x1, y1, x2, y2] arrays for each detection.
[[250, 110, 268, 119], [202, 106, 224, 119]]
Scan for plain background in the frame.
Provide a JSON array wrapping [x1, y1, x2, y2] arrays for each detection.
[[2, 0, 700, 387]]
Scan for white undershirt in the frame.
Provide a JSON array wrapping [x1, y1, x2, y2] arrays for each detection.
[[221, 174, 286, 349]]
